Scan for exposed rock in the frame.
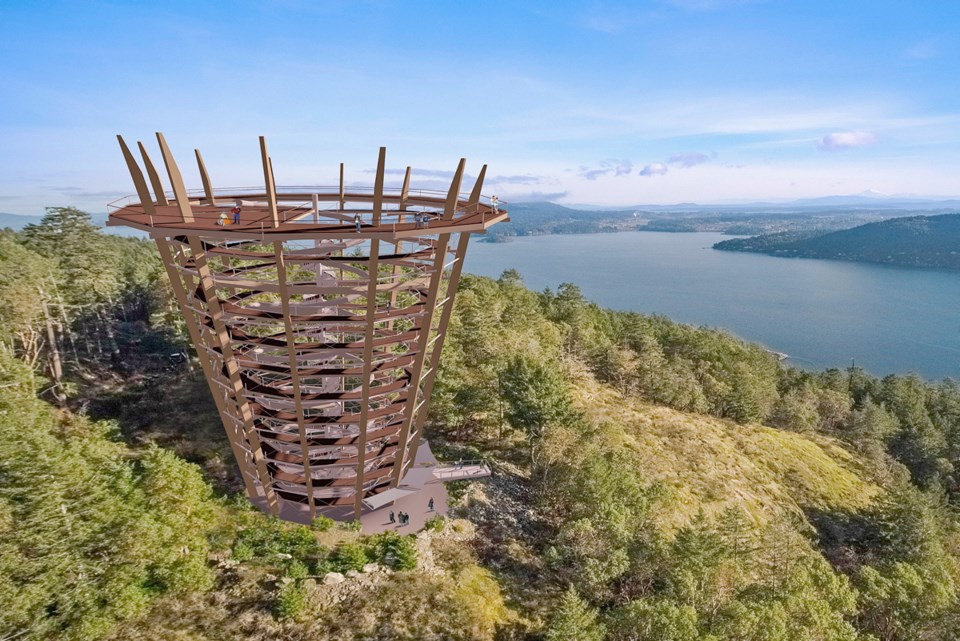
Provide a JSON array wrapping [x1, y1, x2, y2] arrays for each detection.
[[323, 572, 345, 585], [362, 563, 378, 573]]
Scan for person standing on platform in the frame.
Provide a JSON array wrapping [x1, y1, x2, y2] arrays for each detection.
[[491, 195, 499, 214], [232, 204, 242, 224], [354, 213, 362, 232]]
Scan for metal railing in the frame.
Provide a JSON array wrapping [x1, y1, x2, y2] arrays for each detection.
[[432, 459, 491, 479]]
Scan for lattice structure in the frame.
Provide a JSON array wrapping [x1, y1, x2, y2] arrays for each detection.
[[109, 133, 506, 520]]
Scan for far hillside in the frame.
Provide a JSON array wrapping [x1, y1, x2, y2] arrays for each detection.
[[714, 213, 960, 270], [488, 201, 922, 242]]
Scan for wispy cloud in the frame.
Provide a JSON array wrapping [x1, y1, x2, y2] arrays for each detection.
[[817, 131, 879, 150], [376, 168, 456, 179], [667, 152, 711, 167], [636, 151, 712, 177], [639, 162, 669, 177], [578, 159, 633, 180], [503, 190, 569, 202], [53, 186, 129, 199], [490, 174, 545, 185], [376, 169, 543, 186]]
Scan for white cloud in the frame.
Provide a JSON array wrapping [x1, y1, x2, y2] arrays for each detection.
[[817, 131, 879, 151], [639, 162, 669, 176]]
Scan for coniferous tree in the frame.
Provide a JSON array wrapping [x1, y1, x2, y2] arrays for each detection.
[[545, 586, 605, 641]]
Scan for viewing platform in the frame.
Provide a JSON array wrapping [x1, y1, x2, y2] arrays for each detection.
[[107, 186, 509, 241], [108, 132, 506, 523]]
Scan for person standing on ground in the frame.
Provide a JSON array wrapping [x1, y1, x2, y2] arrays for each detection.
[[428, 497, 434, 512], [389, 510, 395, 524]]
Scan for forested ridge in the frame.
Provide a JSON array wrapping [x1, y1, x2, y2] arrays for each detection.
[[2, 207, 960, 640], [714, 213, 960, 270]]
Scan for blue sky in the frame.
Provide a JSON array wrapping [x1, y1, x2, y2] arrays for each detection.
[[1, 0, 959, 213]]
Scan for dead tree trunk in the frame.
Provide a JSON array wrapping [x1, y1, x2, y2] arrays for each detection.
[[41, 294, 66, 406]]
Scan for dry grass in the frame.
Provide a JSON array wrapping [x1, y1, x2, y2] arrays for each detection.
[[573, 376, 880, 533]]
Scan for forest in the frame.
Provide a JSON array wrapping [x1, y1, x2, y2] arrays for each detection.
[[2, 207, 960, 640]]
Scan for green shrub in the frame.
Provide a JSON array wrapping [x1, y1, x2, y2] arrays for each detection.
[[274, 582, 307, 620], [425, 515, 446, 532], [231, 521, 324, 562], [311, 515, 335, 532], [339, 519, 363, 532], [285, 559, 310, 579], [232, 539, 255, 562], [368, 531, 418, 570], [330, 542, 370, 572]]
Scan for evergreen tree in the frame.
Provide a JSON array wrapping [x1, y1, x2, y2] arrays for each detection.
[[545, 586, 605, 641]]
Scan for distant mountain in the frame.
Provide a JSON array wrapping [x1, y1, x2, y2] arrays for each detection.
[[548, 193, 960, 212], [0, 212, 44, 230], [714, 213, 960, 270], [485, 201, 639, 241], [493, 201, 929, 241]]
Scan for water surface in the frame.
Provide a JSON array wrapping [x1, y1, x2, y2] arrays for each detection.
[[463, 232, 960, 379]]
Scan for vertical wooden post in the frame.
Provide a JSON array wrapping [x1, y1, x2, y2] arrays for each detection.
[[391, 159, 465, 484], [354, 149, 385, 516], [274, 241, 318, 519]]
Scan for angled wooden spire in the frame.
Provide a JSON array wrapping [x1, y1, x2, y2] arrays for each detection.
[[116, 135, 155, 215], [195, 149, 217, 206], [443, 158, 466, 220], [372, 147, 386, 225], [138, 141, 168, 206], [259, 136, 280, 227], [469, 165, 487, 213], [156, 132, 194, 222], [399, 166, 412, 209]]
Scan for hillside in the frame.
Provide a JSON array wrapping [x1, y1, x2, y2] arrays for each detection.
[[714, 213, 960, 269], [575, 380, 878, 533], [3, 209, 960, 640]]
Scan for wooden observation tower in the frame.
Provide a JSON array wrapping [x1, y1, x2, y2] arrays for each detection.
[[109, 133, 506, 521]]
